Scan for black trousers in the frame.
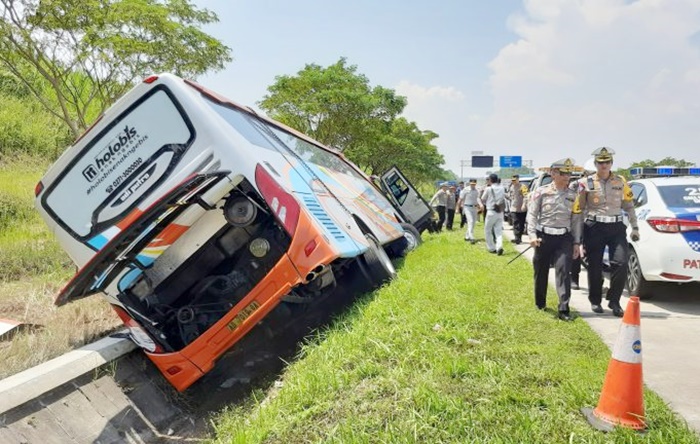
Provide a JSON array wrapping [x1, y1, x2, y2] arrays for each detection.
[[512, 211, 527, 240], [533, 232, 573, 313], [583, 221, 628, 307], [436, 206, 446, 231], [460, 210, 466, 228], [446, 208, 456, 230], [571, 256, 581, 282]]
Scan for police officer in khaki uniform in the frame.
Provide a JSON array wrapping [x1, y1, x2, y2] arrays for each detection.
[[509, 174, 529, 244], [527, 158, 582, 321], [429, 183, 448, 232], [575, 147, 639, 317]]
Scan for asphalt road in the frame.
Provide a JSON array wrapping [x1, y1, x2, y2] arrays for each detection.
[[507, 229, 700, 434]]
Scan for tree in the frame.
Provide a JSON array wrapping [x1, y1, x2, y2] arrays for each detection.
[[259, 58, 444, 183], [629, 157, 695, 168], [0, 0, 232, 138], [496, 167, 535, 179], [347, 118, 444, 183]]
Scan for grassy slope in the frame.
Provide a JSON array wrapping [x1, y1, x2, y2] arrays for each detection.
[[0, 160, 120, 378], [210, 229, 698, 444]]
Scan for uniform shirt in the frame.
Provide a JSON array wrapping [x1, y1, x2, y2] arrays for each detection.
[[429, 189, 447, 207], [459, 187, 480, 207], [483, 184, 505, 212], [575, 173, 638, 231], [527, 182, 582, 240], [446, 190, 457, 210], [509, 182, 529, 213]]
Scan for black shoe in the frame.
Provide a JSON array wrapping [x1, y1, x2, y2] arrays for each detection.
[[571, 282, 580, 290], [591, 304, 604, 314], [537, 305, 546, 310], [489, 250, 497, 254], [497, 248, 504, 256], [609, 305, 624, 317], [558, 312, 573, 322], [470, 239, 476, 245]]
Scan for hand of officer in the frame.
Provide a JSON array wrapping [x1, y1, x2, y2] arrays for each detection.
[[573, 244, 580, 259], [530, 238, 542, 248], [631, 228, 640, 242]]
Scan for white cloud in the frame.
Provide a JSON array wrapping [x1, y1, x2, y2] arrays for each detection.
[[481, 0, 700, 168], [394, 80, 476, 174], [395, 81, 466, 102]]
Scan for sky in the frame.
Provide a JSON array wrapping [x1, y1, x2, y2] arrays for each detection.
[[194, 0, 700, 179]]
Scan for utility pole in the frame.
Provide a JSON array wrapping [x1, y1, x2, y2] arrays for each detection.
[[460, 159, 471, 180]]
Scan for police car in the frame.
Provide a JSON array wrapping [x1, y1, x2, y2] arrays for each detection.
[[626, 167, 700, 298]]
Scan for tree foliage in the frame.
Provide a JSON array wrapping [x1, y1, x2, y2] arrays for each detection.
[[0, 0, 232, 138], [629, 157, 695, 168], [259, 58, 444, 182]]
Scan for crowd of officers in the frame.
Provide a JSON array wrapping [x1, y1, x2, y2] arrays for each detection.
[[430, 147, 639, 322]]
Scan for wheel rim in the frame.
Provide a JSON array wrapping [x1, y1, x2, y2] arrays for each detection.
[[627, 252, 642, 293], [403, 230, 418, 251], [369, 235, 396, 276]]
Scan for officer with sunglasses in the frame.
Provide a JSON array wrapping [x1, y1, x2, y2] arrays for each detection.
[[574, 147, 639, 317]]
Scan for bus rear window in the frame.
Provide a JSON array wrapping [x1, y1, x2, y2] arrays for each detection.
[[43, 88, 194, 239]]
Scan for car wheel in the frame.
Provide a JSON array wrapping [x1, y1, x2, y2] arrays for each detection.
[[358, 234, 397, 288], [627, 248, 653, 299]]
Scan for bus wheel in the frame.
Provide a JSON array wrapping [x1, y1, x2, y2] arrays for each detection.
[[400, 223, 422, 253], [359, 234, 397, 286]]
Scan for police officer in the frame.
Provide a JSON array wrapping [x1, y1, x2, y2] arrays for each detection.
[[457, 178, 480, 244], [429, 183, 448, 232], [509, 174, 529, 244], [446, 185, 457, 230], [527, 158, 582, 321], [575, 147, 639, 317]]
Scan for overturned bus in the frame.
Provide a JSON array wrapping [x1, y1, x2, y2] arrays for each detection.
[[34, 73, 413, 391]]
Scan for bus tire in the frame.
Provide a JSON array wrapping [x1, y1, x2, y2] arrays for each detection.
[[359, 234, 397, 286], [400, 223, 422, 253]]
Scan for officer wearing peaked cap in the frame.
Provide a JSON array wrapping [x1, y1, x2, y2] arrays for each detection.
[[575, 147, 639, 317], [527, 158, 582, 321]]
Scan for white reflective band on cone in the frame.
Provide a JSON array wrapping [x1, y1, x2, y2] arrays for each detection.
[[612, 324, 642, 364]]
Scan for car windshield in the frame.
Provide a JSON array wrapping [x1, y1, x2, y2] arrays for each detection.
[[656, 184, 700, 208]]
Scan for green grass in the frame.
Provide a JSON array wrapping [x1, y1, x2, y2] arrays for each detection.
[[209, 228, 699, 443], [0, 158, 73, 281]]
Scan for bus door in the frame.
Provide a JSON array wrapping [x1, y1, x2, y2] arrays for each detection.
[[380, 166, 432, 232]]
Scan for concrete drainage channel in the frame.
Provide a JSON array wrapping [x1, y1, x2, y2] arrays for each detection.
[[0, 279, 366, 444], [0, 334, 205, 443]]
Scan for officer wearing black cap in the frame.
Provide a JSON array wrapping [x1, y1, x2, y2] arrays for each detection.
[[574, 147, 639, 317], [527, 158, 582, 321]]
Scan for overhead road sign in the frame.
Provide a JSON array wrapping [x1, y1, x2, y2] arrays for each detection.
[[472, 155, 494, 168], [499, 156, 522, 168]]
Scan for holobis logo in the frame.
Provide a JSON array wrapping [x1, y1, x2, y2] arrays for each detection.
[[82, 126, 139, 182]]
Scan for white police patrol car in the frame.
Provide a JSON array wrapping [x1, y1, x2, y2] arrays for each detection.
[[626, 167, 700, 298]]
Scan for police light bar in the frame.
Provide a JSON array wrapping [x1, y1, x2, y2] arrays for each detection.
[[629, 167, 700, 178]]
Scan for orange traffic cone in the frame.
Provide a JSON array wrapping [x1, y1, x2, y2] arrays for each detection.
[[582, 296, 645, 432]]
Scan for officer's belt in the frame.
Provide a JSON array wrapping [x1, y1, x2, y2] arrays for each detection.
[[587, 215, 624, 223], [463, 204, 477, 207], [536, 226, 569, 235]]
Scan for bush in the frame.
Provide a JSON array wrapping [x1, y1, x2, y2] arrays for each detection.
[[0, 94, 71, 161]]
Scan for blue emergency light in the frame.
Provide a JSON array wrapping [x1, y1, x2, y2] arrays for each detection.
[[629, 167, 700, 178]]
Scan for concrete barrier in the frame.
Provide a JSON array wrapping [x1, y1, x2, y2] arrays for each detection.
[[0, 332, 136, 414]]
